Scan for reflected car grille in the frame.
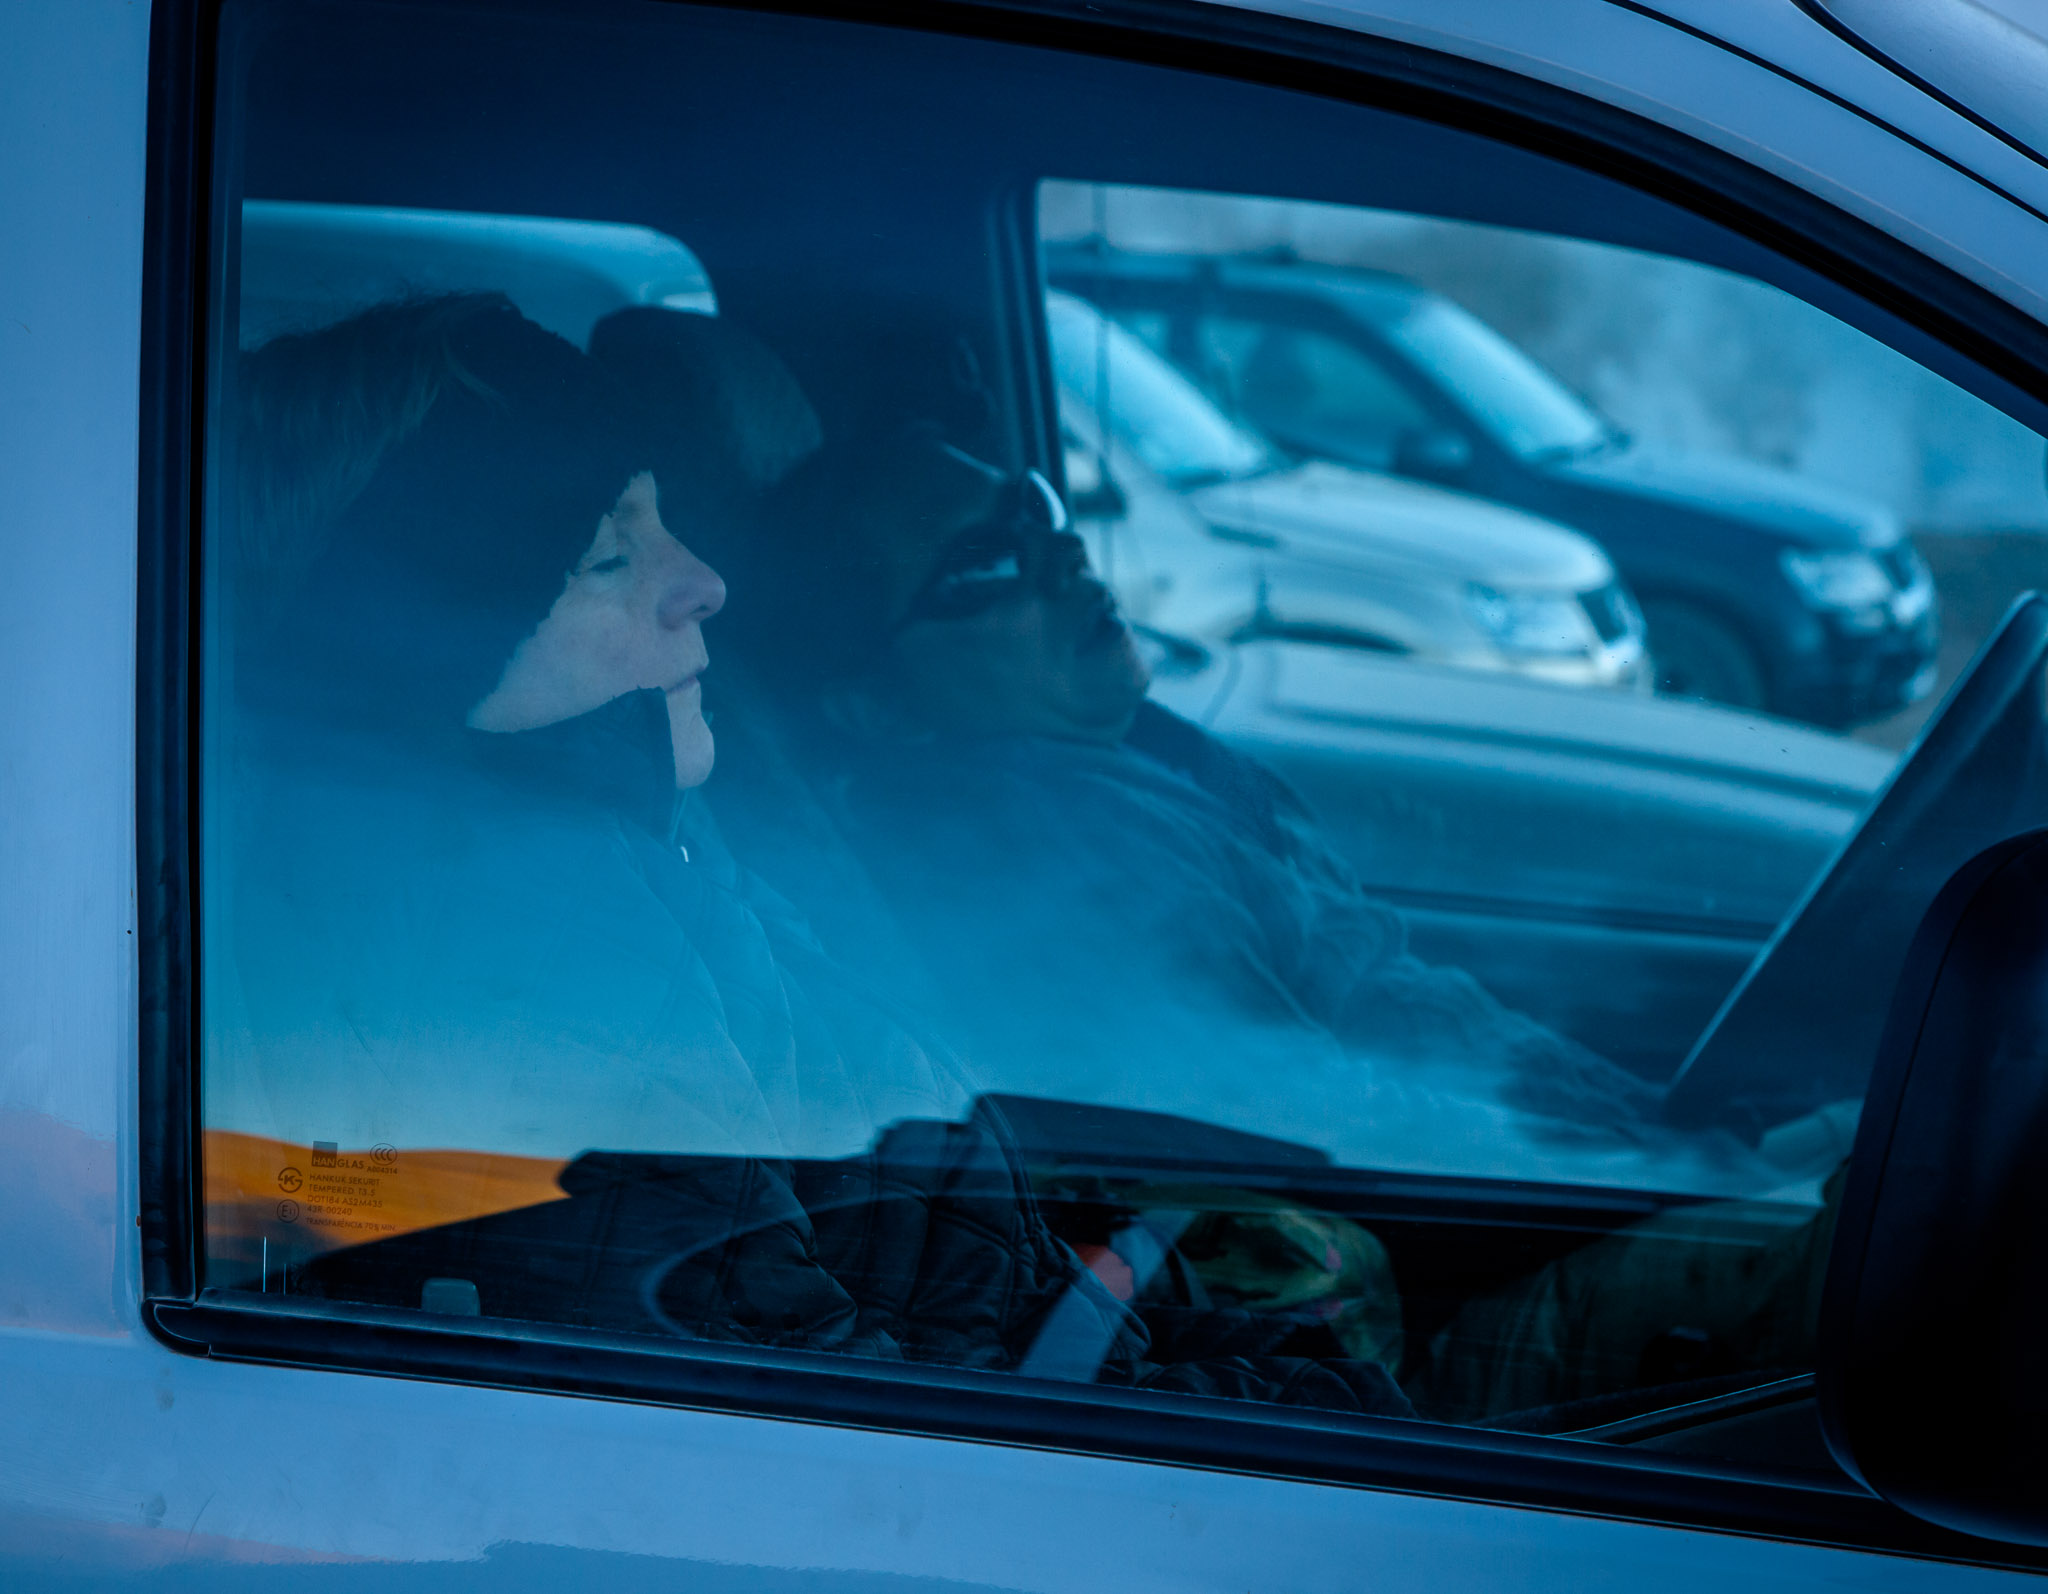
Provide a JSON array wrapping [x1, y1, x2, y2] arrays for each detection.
[[1580, 581, 1637, 643]]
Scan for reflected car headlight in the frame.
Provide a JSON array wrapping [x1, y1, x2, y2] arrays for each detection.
[[1780, 549, 1893, 611], [1464, 584, 1597, 656]]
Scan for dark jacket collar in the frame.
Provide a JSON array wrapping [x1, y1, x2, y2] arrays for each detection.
[[465, 687, 682, 840]]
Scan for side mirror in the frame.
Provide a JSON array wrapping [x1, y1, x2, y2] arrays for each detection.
[[1821, 829, 2048, 1543], [1063, 440, 1128, 520], [1391, 425, 1474, 481]]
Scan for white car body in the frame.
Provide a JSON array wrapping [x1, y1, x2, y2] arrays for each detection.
[[1052, 291, 1650, 688], [8, 1, 2048, 1589]]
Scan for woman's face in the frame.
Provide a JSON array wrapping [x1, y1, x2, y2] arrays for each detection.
[[469, 472, 727, 787]]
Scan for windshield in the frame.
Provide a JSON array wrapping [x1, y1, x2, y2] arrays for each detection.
[[1382, 296, 1612, 461], [1046, 289, 1277, 487]]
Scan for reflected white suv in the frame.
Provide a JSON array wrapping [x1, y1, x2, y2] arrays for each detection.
[[1049, 290, 1649, 689]]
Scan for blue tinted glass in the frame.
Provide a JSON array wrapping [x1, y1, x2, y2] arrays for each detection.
[[1382, 299, 1610, 459], [196, 1, 2048, 1461], [1046, 291, 1276, 486]]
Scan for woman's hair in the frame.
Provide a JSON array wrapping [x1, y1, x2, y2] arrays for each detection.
[[237, 294, 651, 740], [589, 306, 821, 528], [235, 293, 519, 610]]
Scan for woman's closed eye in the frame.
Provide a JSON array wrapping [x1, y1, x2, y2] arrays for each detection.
[[583, 553, 630, 576]]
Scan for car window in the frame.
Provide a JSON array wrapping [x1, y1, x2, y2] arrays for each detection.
[[1377, 297, 1610, 461], [1104, 305, 1174, 360], [186, 0, 2048, 1487], [1046, 290, 1277, 486], [1193, 315, 1436, 468]]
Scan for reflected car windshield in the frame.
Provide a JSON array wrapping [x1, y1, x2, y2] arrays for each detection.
[[1382, 296, 1613, 461], [1046, 290, 1278, 487]]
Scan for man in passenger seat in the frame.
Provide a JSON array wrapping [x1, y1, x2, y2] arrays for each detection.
[[640, 400, 1837, 1426], [593, 316, 1849, 1427], [588, 309, 1430, 1385], [729, 424, 1668, 1162]]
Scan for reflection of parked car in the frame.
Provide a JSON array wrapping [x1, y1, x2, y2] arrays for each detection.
[[1046, 245, 1941, 728], [1047, 290, 1649, 691]]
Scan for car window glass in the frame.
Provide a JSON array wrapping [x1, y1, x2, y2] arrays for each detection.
[[1105, 306, 1173, 358], [1046, 290, 1276, 485], [194, 0, 2048, 1469], [1194, 315, 1436, 467], [1379, 297, 1609, 460]]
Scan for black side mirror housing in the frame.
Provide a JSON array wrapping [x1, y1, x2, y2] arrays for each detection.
[[1822, 828, 2048, 1543]]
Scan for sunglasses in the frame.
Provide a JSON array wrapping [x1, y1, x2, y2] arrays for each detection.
[[892, 470, 1075, 632]]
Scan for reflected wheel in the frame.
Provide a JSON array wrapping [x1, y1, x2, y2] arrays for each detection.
[[1642, 600, 1768, 711]]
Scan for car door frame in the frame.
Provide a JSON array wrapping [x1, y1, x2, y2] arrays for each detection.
[[134, 0, 2048, 1570]]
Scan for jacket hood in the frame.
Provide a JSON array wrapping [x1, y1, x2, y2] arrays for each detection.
[[1548, 440, 1900, 549], [1189, 461, 1613, 590], [242, 298, 653, 752]]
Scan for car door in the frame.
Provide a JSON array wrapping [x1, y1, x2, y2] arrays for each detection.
[[16, 0, 2048, 1588]]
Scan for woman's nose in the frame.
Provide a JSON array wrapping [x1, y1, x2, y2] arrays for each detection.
[[656, 542, 727, 629]]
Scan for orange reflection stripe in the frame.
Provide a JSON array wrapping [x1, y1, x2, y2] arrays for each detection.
[[203, 1129, 571, 1259]]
